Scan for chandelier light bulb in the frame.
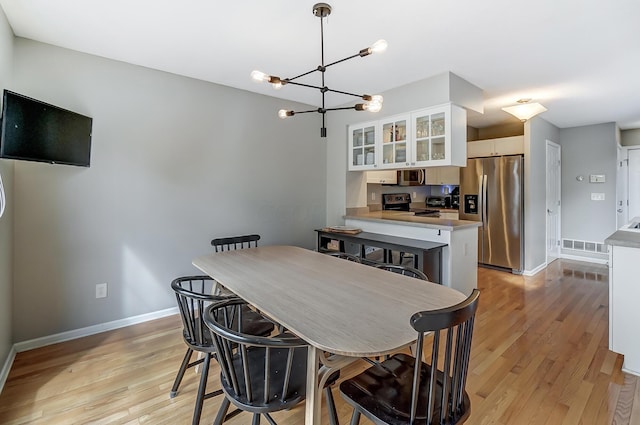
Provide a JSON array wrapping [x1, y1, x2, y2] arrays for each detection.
[[278, 109, 294, 119], [362, 95, 383, 112], [370, 40, 388, 54], [366, 101, 383, 113], [251, 70, 269, 82]]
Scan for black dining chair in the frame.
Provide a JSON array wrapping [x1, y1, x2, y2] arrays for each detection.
[[327, 251, 362, 263], [339, 289, 480, 425], [375, 263, 429, 281], [203, 297, 340, 425], [210, 234, 261, 295], [211, 234, 261, 252], [170, 276, 275, 425]]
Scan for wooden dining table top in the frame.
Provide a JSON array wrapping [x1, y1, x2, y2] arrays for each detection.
[[192, 245, 467, 357]]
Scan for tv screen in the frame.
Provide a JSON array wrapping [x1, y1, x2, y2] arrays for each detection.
[[0, 90, 92, 167]]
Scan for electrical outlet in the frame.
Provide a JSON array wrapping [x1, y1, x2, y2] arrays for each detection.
[[96, 283, 107, 299], [591, 193, 605, 201], [412, 191, 417, 199]]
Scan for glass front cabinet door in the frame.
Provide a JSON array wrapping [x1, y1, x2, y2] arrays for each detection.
[[411, 104, 467, 167], [380, 115, 410, 169], [348, 122, 378, 171]]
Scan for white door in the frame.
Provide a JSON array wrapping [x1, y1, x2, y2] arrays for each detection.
[[628, 149, 640, 220], [546, 141, 561, 263]]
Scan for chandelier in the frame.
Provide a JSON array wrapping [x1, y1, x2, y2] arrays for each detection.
[[251, 3, 387, 137]]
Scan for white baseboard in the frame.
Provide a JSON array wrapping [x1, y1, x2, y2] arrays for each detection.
[[622, 364, 640, 377], [13, 306, 179, 353], [0, 345, 16, 394], [560, 253, 609, 265], [523, 262, 547, 276]]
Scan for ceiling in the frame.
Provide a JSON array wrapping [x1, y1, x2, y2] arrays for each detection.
[[1, 0, 639, 129]]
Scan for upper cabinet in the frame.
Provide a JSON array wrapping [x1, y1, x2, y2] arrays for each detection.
[[348, 121, 378, 171], [467, 135, 524, 158], [410, 104, 467, 167], [366, 169, 398, 184], [425, 166, 460, 185], [380, 114, 410, 168], [348, 103, 467, 171]]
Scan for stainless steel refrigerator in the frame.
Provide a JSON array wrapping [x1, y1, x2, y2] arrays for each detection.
[[459, 155, 524, 273]]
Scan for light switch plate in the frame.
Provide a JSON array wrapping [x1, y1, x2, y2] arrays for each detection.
[[590, 174, 606, 183]]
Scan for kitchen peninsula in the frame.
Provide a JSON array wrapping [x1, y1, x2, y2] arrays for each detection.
[[344, 211, 480, 295], [605, 220, 640, 377]]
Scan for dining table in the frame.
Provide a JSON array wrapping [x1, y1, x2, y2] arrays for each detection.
[[192, 245, 468, 424]]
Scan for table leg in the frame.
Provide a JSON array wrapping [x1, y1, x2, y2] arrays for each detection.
[[305, 347, 321, 424]]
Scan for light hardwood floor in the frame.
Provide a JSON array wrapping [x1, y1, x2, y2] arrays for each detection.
[[1, 259, 639, 424]]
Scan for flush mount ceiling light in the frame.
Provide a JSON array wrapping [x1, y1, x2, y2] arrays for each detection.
[[251, 3, 387, 137], [501, 98, 547, 122]]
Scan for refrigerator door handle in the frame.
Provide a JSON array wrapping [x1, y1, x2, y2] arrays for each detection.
[[482, 174, 488, 226], [478, 175, 484, 223]]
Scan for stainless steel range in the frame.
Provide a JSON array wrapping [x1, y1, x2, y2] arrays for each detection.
[[382, 193, 440, 217]]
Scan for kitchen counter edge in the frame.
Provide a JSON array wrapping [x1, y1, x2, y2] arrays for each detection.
[[344, 211, 481, 231], [605, 230, 640, 249]]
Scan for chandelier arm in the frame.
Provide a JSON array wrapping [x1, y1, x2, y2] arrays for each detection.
[[289, 109, 321, 115], [325, 88, 368, 99], [285, 81, 325, 91], [323, 53, 361, 69], [324, 106, 359, 112], [286, 68, 320, 82]]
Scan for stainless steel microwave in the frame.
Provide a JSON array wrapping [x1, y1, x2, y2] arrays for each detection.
[[397, 169, 425, 186]]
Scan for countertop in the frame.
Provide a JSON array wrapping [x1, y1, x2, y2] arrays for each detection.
[[344, 211, 481, 231], [606, 230, 640, 248], [605, 217, 640, 248]]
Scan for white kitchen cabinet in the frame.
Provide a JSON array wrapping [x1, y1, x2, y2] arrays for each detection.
[[607, 243, 640, 375], [366, 169, 398, 184], [380, 114, 410, 168], [410, 104, 468, 167], [348, 121, 378, 171], [349, 103, 467, 171], [424, 166, 460, 185], [467, 135, 524, 158]]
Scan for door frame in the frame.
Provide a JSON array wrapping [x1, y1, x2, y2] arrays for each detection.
[[617, 145, 629, 228], [546, 140, 561, 264]]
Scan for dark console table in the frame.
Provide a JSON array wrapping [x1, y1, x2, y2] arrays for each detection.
[[315, 229, 446, 284]]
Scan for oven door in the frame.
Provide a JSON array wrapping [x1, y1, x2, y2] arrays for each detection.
[[398, 169, 425, 186]]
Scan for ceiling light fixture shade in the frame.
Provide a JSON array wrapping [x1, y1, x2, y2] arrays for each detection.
[[501, 99, 547, 122], [251, 3, 387, 137]]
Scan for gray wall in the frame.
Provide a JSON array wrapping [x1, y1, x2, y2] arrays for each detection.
[[0, 6, 14, 373], [524, 117, 560, 271], [559, 123, 618, 245], [11, 38, 326, 342]]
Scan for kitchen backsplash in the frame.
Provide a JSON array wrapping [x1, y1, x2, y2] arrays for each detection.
[[368, 185, 459, 206]]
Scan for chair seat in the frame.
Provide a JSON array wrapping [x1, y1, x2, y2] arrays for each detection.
[[221, 344, 308, 413], [183, 306, 274, 352], [340, 353, 471, 425]]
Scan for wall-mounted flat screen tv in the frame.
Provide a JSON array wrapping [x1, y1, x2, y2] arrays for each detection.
[[0, 90, 92, 167]]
